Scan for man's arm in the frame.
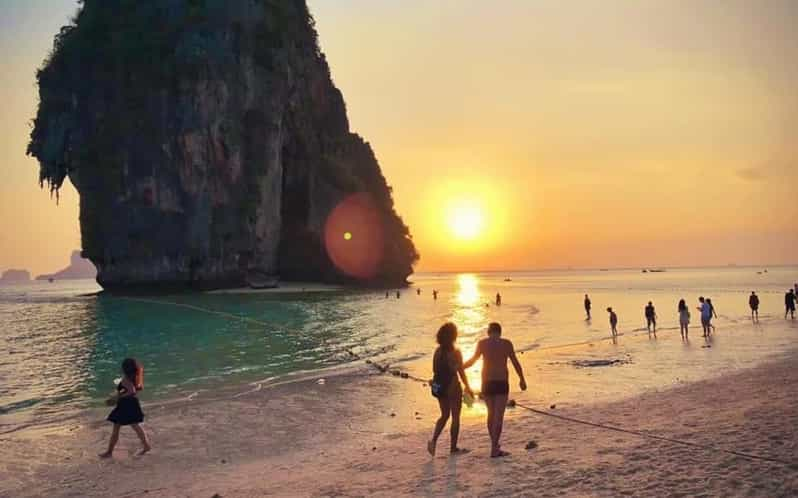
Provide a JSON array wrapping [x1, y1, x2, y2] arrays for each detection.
[[508, 341, 527, 391], [462, 342, 482, 369]]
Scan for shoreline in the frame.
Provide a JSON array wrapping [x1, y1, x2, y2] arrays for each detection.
[[2, 347, 797, 497]]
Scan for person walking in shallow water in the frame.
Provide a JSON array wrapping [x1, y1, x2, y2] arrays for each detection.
[[428, 323, 473, 457], [495, 293, 502, 306], [786, 289, 796, 320], [607, 307, 618, 337], [707, 298, 718, 333], [463, 322, 526, 458], [698, 297, 711, 337], [584, 294, 592, 320], [749, 292, 760, 321], [645, 301, 657, 335], [678, 299, 690, 339]]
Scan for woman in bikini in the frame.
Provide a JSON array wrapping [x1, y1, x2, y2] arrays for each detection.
[[428, 322, 474, 457]]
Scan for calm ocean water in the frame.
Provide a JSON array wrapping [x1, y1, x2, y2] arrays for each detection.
[[1, 267, 797, 433]]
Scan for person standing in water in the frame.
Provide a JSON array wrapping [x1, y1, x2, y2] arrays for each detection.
[[495, 293, 502, 306], [678, 299, 690, 339], [786, 289, 797, 320], [606, 307, 618, 337], [417, 288, 422, 296], [749, 292, 760, 321], [433, 290, 438, 301], [396, 290, 401, 299], [428, 323, 473, 457], [707, 298, 718, 333], [645, 301, 657, 335], [698, 297, 711, 337], [584, 294, 592, 320], [100, 358, 150, 458], [463, 322, 526, 458]]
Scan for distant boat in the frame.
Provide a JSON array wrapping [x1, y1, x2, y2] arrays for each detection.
[[504, 278, 512, 282], [649, 269, 666, 273], [642, 269, 648, 273]]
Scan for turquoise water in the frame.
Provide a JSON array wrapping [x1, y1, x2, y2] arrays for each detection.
[[2, 267, 797, 433]]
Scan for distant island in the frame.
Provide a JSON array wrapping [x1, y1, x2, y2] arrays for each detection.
[[27, 0, 418, 292], [36, 250, 97, 281], [0, 269, 31, 284]]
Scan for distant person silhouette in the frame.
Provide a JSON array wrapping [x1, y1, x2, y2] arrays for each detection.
[[385, 291, 389, 299], [749, 292, 760, 321], [433, 290, 438, 301], [698, 297, 711, 337], [417, 288, 422, 296], [495, 293, 502, 306], [396, 291, 401, 299], [678, 299, 690, 339], [707, 298, 717, 333], [584, 294, 592, 320], [786, 289, 796, 319], [645, 301, 657, 334], [607, 307, 618, 337]]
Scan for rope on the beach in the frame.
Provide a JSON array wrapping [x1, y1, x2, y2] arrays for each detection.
[[514, 402, 796, 467]]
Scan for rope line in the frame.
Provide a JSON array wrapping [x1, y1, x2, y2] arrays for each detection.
[[514, 402, 795, 466], [122, 297, 271, 327]]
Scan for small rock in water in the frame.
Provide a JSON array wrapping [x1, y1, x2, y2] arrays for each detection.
[[400, 372, 409, 379], [525, 440, 538, 450], [391, 370, 401, 377], [365, 359, 372, 364], [550, 404, 557, 410], [372, 446, 377, 451], [220, 459, 227, 464], [506, 399, 517, 408], [212, 494, 223, 498], [390, 412, 396, 417]]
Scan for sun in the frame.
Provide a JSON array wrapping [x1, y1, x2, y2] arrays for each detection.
[[446, 200, 485, 241]]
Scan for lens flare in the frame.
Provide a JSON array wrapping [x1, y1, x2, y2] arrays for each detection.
[[324, 193, 384, 280]]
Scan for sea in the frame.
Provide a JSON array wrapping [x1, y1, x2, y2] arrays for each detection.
[[2, 267, 797, 434]]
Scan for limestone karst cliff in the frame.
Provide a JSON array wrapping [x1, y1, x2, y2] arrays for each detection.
[[28, 0, 417, 290]]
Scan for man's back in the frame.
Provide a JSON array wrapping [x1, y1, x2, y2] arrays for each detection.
[[479, 337, 512, 382]]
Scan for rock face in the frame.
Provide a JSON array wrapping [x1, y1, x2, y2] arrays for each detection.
[[28, 0, 417, 291], [0, 270, 31, 284], [36, 250, 97, 281]]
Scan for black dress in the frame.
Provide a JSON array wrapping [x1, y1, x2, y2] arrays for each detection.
[[107, 383, 144, 425]]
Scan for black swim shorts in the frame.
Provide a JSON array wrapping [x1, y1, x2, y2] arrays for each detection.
[[482, 380, 510, 396]]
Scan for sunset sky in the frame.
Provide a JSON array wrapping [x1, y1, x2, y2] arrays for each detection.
[[1, 0, 796, 276]]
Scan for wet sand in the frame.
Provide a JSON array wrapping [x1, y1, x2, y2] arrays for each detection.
[[2, 347, 797, 497]]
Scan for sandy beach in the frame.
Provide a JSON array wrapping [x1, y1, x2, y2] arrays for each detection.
[[2, 343, 797, 498]]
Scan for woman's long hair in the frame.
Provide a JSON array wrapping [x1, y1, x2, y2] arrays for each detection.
[[678, 299, 686, 312], [436, 322, 458, 351]]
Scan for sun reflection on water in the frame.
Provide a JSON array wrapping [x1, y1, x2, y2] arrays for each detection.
[[450, 274, 489, 404]]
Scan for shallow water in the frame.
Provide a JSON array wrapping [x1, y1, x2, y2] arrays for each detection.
[[1, 267, 797, 432]]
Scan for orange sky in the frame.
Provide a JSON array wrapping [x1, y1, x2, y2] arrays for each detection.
[[1, 1, 797, 276]]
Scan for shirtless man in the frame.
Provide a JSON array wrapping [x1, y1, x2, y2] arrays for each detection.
[[463, 322, 527, 458]]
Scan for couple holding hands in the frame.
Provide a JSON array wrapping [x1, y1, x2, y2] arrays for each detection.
[[429, 322, 526, 459]]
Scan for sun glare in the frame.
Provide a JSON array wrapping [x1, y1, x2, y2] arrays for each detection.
[[446, 201, 485, 241]]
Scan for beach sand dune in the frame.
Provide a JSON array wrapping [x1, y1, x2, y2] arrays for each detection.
[[2, 353, 797, 497]]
